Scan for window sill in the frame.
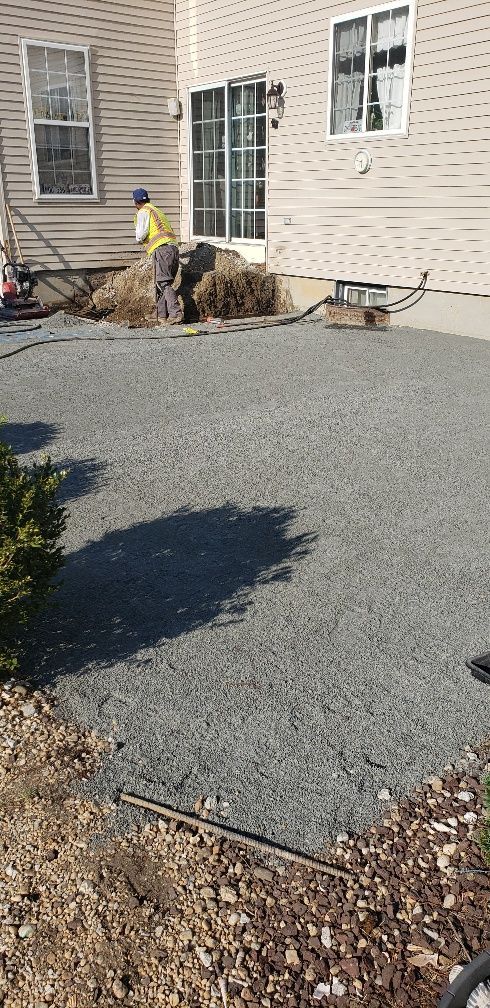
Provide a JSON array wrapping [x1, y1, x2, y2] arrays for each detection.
[[35, 194, 99, 202], [325, 129, 409, 143]]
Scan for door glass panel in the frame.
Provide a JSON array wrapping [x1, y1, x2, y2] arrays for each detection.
[[231, 209, 242, 238], [242, 181, 254, 209], [215, 210, 226, 237], [216, 151, 225, 178], [255, 212, 265, 239], [243, 150, 254, 178], [255, 180, 265, 209], [231, 181, 242, 208], [256, 147, 266, 177], [243, 212, 254, 238], [191, 86, 225, 237], [255, 116, 266, 147], [243, 83, 255, 115], [231, 150, 242, 177], [229, 78, 266, 239]]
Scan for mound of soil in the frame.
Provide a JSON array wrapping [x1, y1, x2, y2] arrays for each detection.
[[75, 243, 289, 327], [193, 263, 280, 320]]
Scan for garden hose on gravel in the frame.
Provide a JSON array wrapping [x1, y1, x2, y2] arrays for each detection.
[[0, 273, 428, 362]]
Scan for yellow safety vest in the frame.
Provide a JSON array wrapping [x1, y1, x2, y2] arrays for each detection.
[[135, 202, 176, 256]]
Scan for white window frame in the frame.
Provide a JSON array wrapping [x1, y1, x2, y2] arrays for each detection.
[[20, 38, 98, 201], [340, 282, 388, 307], [188, 74, 267, 245], [326, 1, 416, 142]]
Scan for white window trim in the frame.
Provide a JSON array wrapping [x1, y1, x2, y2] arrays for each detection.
[[326, 1, 416, 142], [188, 74, 267, 245], [20, 37, 98, 201], [343, 282, 388, 306]]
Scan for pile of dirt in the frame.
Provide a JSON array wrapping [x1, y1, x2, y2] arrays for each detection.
[[75, 243, 290, 328], [193, 266, 279, 320]]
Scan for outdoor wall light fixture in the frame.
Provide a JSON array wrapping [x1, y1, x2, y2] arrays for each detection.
[[267, 80, 285, 110], [267, 81, 286, 129]]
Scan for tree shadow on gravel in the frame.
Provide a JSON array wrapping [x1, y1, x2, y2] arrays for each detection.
[[1, 421, 60, 455], [0, 424, 106, 504], [56, 457, 108, 504], [28, 503, 315, 684]]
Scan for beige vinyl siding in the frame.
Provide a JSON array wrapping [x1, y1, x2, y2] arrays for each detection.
[[176, 0, 490, 297], [0, 0, 179, 271]]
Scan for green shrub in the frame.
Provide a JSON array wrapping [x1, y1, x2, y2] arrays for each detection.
[[0, 425, 66, 674]]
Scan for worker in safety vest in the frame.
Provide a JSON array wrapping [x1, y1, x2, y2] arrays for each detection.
[[132, 187, 183, 325]]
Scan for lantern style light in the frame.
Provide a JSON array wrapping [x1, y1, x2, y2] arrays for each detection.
[[267, 80, 285, 111]]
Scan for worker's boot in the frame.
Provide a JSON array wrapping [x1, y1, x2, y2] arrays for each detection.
[[168, 313, 184, 325]]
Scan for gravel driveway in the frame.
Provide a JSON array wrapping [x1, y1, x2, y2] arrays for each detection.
[[1, 318, 489, 850]]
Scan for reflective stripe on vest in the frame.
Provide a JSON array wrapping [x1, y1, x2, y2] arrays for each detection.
[[135, 203, 176, 256]]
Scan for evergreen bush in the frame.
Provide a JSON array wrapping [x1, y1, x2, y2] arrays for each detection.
[[0, 423, 66, 673]]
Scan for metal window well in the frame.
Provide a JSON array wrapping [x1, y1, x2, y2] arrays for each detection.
[[438, 951, 490, 1008], [466, 651, 490, 685]]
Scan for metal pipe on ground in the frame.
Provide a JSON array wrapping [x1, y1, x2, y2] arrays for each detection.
[[120, 791, 352, 880]]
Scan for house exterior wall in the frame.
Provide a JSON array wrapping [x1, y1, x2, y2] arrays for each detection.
[[175, 0, 490, 328], [0, 0, 179, 279]]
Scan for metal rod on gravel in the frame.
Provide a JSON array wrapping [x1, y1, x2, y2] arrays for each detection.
[[120, 791, 352, 880]]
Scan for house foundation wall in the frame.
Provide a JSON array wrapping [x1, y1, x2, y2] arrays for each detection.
[[276, 274, 490, 341]]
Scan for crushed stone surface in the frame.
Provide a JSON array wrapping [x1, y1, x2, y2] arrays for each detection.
[[0, 684, 489, 1008], [0, 319, 489, 852]]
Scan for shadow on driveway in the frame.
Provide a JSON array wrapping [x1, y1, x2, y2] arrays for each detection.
[[29, 503, 315, 684], [1, 421, 107, 504], [1, 421, 60, 454], [56, 457, 108, 504]]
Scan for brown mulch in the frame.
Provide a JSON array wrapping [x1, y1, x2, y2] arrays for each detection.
[[0, 682, 488, 1007]]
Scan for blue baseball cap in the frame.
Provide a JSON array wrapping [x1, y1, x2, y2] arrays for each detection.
[[132, 187, 149, 202]]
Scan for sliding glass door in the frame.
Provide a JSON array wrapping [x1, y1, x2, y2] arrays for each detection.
[[190, 77, 266, 242]]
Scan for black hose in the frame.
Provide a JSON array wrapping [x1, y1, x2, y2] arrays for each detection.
[[378, 271, 428, 311], [0, 294, 334, 360], [0, 322, 42, 333], [0, 277, 429, 362], [383, 287, 429, 314]]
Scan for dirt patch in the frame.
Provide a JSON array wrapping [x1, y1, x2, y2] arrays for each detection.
[[73, 244, 290, 328]]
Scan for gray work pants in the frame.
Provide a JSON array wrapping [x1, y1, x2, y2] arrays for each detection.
[[154, 243, 181, 320]]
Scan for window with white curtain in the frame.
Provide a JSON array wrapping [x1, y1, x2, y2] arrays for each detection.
[[21, 39, 97, 198], [190, 78, 266, 241], [328, 3, 412, 137]]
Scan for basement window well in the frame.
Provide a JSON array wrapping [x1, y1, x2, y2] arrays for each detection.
[[190, 78, 266, 242], [21, 39, 97, 199], [327, 2, 415, 138], [336, 282, 388, 307]]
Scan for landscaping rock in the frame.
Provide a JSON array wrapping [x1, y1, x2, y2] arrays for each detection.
[[1, 685, 488, 1008], [112, 978, 129, 999]]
